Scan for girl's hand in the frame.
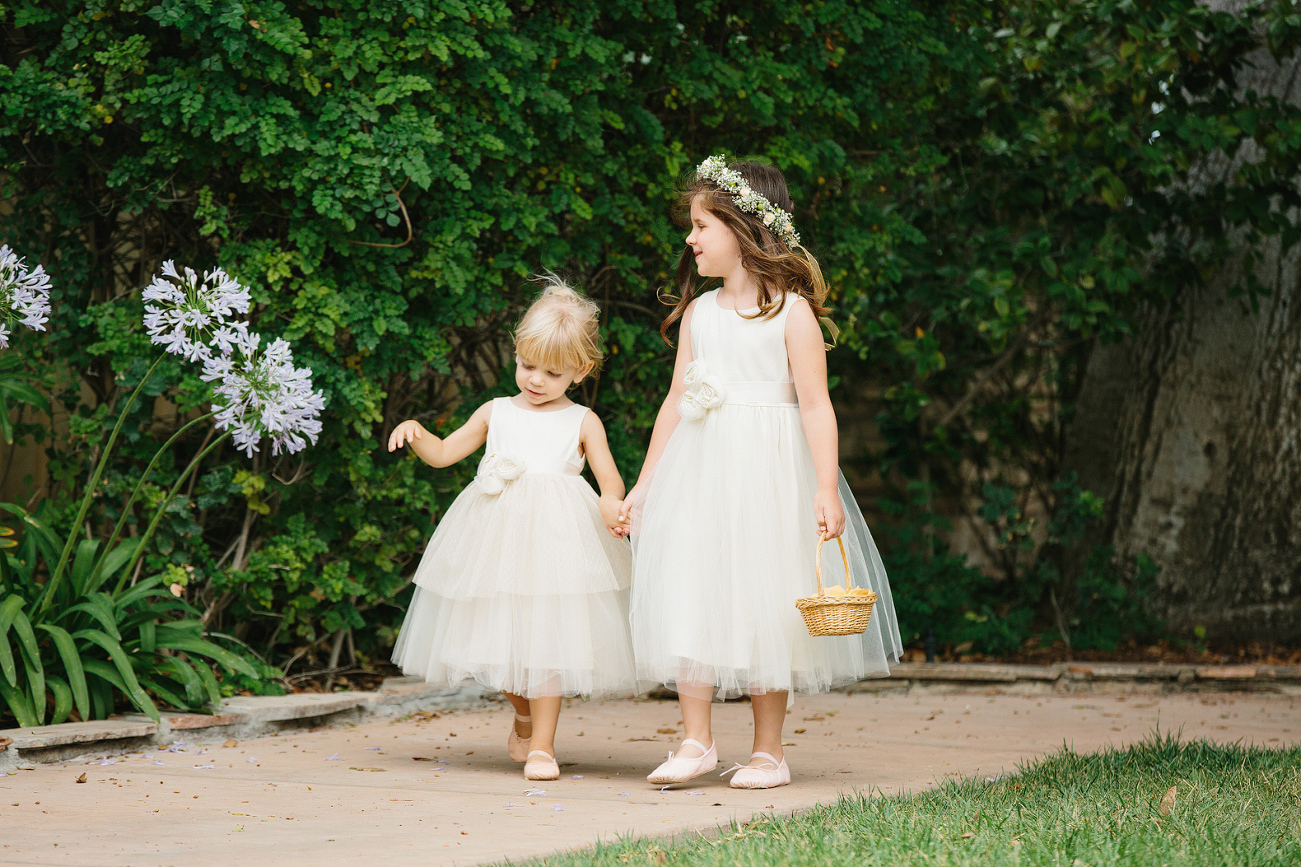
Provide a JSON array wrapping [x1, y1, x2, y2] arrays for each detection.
[[598, 495, 625, 539], [814, 487, 845, 539], [615, 483, 646, 537], [388, 420, 426, 452]]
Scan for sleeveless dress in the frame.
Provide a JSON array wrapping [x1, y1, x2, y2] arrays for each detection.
[[629, 290, 903, 698], [392, 398, 638, 699]]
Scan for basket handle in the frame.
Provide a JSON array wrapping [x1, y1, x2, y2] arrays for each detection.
[[814, 534, 853, 596]]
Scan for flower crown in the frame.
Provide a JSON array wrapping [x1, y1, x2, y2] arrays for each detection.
[[695, 155, 801, 248]]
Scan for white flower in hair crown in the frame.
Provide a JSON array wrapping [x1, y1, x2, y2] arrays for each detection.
[[696, 155, 801, 248]]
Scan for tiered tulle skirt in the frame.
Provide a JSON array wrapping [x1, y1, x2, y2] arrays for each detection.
[[392, 474, 639, 699], [629, 404, 903, 698]]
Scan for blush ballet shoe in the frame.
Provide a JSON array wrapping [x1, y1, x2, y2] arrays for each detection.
[[507, 713, 531, 763], [647, 739, 718, 784], [524, 749, 560, 781], [723, 752, 790, 789]]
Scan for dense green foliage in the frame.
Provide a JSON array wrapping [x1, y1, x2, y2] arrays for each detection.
[[4, 0, 1301, 714], [0, 504, 261, 725], [523, 735, 1301, 866]]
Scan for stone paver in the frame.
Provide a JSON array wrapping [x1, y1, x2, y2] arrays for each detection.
[[2, 690, 1298, 866]]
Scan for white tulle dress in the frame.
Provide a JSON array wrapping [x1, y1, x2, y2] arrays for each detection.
[[629, 289, 903, 699], [392, 398, 639, 699]]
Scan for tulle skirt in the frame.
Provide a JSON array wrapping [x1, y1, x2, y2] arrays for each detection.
[[629, 404, 903, 699], [392, 473, 639, 699]]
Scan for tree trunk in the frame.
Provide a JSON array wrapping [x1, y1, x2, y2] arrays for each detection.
[[1066, 13, 1301, 643]]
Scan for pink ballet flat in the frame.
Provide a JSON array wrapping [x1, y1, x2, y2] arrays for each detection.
[[524, 749, 559, 781], [647, 739, 718, 784], [508, 713, 531, 763], [724, 752, 790, 789]]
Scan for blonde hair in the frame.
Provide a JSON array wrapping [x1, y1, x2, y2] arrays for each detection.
[[514, 275, 604, 376]]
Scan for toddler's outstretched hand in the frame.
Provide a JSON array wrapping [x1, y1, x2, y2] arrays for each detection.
[[388, 420, 427, 452]]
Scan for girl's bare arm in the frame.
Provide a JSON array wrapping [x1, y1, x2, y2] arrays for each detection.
[[617, 300, 697, 523], [580, 411, 628, 537], [787, 298, 845, 538], [387, 401, 492, 468]]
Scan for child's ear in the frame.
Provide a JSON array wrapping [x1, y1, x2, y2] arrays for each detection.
[[573, 362, 595, 384]]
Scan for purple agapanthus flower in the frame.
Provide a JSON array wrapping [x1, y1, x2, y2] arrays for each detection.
[[0, 245, 53, 349], [142, 261, 251, 362], [200, 322, 326, 458]]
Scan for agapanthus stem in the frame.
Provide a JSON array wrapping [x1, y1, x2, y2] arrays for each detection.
[[115, 429, 233, 595], [91, 411, 214, 593], [39, 354, 166, 615]]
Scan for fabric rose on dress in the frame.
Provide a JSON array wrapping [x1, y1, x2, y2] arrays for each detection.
[[677, 360, 726, 421], [476, 454, 526, 494]]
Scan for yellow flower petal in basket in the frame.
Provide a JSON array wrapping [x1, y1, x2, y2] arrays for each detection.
[[822, 585, 847, 596]]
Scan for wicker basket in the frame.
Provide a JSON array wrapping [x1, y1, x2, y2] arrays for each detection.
[[795, 535, 877, 637]]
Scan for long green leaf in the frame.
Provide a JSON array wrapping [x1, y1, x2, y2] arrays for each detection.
[[87, 671, 113, 720], [0, 594, 23, 686], [161, 656, 206, 706], [57, 598, 122, 640], [155, 633, 258, 679], [138, 676, 190, 712], [71, 628, 143, 693], [0, 630, 15, 689], [36, 623, 89, 720], [114, 576, 168, 610], [87, 536, 141, 596], [68, 538, 100, 597], [189, 654, 223, 707], [138, 618, 156, 654], [81, 658, 159, 722], [0, 379, 48, 413], [10, 609, 45, 724], [46, 675, 73, 724], [0, 676, 37, 728]]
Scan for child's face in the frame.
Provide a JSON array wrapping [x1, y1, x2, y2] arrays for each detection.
[[686, 196, 742, 279], [514, 354, 584, 407]]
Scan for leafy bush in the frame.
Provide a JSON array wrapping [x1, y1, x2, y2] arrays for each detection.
[[5, 0, 1301, 672], [0, 505, 256, 726]]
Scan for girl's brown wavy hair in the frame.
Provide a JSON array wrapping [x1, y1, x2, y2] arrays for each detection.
[[660, 160, 829, 344]]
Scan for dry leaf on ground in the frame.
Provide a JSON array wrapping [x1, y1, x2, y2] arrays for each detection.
[[1159, 785, 1177, 816]]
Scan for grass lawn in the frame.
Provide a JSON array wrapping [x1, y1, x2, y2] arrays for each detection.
[[520, 734, 1301, 866]]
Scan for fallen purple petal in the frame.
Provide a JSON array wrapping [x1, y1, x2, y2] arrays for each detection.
[[551, 804, 566, 812], [246, 757, 258, 763], [685, 789, 704, 795], [569, 774, 583, 780], [325, 754, 342, 761], [194, 764, 216, 769], [525, 788, 546, 797]]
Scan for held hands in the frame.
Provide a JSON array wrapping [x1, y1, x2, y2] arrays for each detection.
[[815, 487, 845, 539], [598, 495, 625, 540], [613, 482, 646, 539]]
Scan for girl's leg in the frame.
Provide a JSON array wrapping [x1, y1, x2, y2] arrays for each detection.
[[504, 692, 532, 739], [676, 682, 715, 756], [749, 691, 788, 764], [527, 695, 563, 758]]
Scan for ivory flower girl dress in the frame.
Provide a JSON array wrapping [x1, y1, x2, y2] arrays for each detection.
[[630, 289, 903, 697], [393, 398, 638, 699]]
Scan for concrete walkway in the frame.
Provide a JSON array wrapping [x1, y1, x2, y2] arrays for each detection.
[[3, 690, 1298, 866]]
